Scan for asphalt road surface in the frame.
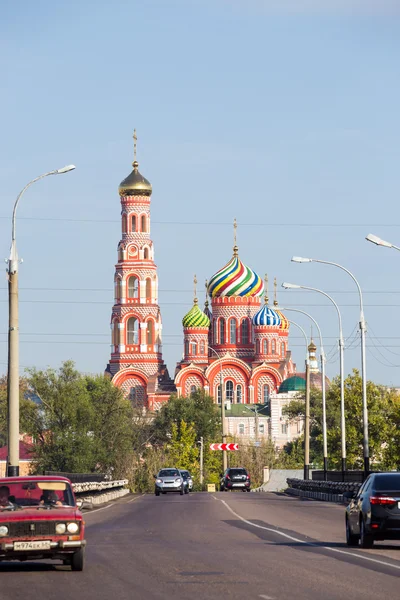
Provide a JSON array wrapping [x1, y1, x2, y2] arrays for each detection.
[[1, 491, 400, 600]]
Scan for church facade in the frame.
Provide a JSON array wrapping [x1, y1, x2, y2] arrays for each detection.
[[106, 136, 320, 444]]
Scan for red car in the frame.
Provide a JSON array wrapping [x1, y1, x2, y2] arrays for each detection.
[[0, 476, 86, 570]]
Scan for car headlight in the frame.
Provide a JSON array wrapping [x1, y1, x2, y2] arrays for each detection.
[[67, 522, 79, 534], [156, 478, 162, 484], [0, 526, 8, 537], [175, 478, 182, 484], [56, 523, 66, 535]]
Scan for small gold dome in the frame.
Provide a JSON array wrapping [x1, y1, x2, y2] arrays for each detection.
[[119, 161, 152, 197]]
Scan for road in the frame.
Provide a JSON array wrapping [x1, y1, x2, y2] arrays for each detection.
[[0, 491, 400, 599]]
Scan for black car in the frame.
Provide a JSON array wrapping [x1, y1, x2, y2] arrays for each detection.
[[220, 467, 251, 492], [345, 472, 400, 548]]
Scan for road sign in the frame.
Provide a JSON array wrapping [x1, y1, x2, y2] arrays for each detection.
[[209, 443, 239, 451]]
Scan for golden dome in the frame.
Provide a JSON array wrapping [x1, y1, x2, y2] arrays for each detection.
[[119, 160, 152, 197]]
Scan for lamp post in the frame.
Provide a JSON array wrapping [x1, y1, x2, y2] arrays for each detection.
[[7, 165, 76, 476], [291, 256, 369, 476], [278, 300, 328, 480], [287, 319, 310, 479], [366, 233, 400, 252], [208, 346, 227, 471]]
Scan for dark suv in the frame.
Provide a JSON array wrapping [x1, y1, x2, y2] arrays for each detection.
[[345, 472, 400, 548], [220, 468, 251, 492]]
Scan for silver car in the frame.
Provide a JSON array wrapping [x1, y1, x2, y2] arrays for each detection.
[[154, 468, 185, 496]]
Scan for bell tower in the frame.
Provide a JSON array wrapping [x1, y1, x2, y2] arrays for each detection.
[[107, 131, 172, 408]]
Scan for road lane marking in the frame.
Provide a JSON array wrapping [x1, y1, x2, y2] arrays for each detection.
[[214, 496, 400, 572], [127, 494, 145, 503], [259, 595, 275, 599], [85, 494, 144, 514]]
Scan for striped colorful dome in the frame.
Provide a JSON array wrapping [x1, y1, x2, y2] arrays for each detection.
[[182, 302, 210, 328], [275, 309, 289, 330], [253, 304, 281, 327], [208, 255, 264, 298]]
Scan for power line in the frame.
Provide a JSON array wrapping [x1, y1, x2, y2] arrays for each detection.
[[1, 299, 400, 307], [3, 286, 400, 294]]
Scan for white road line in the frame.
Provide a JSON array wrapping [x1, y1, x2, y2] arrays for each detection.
[[213, 496, 400, 572], [127, 494, 145, 503], [85, 503, 115, 515], [259, 595, 275, 599]]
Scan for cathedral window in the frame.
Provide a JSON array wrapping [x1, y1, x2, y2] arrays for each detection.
[[263, 385, 270, 406], [226, 380, 234, 402], [229, 319, 236, 344], [122, 214, 127, 234], [200, 340, 205, 354], [185, 340, 189, 356], [263, 339, 269, 354], [143, 247, 149, 259], [236, 385, 242, 404], [116, 278, 122, 301], [131, 215, 136, 232], [219, 319, 225, 344], [141, 215, 147, 232], [127, 276, 139, 299], [146, 278, 152, 299], [256, 340, 260, 355], [213, 319, 217, 344], [112, 321, 119, 346], [129, 388, 136, 401], [127, 317, 139, 345], [241, 319, 249, 344], [147, 320, 154, 345], [281, 342, 286, 357], [271, 339, 276, 355], [190, 342, 197, 355]]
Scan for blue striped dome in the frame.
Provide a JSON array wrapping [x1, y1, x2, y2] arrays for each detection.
[[253, 305, 281, 327]]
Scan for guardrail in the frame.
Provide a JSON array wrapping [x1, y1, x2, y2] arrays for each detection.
[[286, 478, 360, 504], [72, 479, 130, 506]]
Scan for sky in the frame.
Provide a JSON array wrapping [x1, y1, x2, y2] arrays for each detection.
[[1, 0, 400, 386]]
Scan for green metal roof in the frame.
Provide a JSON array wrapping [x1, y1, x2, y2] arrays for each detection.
[[278, 375, 306, 394]]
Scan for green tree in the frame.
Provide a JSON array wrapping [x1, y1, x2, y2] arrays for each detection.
[[166, 420, 198, 471], [0, 376, 37, 447], [282, 369, 398, 470]]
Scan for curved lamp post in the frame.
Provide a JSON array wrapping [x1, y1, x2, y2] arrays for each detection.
[[291, 256, 369, 476], [7, 165, 76, 476], [279, 302, 328, 480], [366, 233, 400, 252]]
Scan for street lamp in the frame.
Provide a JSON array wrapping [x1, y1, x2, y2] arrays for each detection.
[[7, 165, 76, 476], [287, 319, 310, 480], [208, 346, 227, 471], [278, 300, 328, 480], [291, 256, 369, 476], [366, 234, 400, 251]]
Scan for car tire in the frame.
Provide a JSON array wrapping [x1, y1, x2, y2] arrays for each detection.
[[184, 487, 189, 494], [246, 488, 251, 492], [70, 548, 85, 572], [360, 519, 374, 548], [180, 486, 184, 496], [155, 490, 160, 497], [346, 518, 359, 547], [242, 488, 246, 492]]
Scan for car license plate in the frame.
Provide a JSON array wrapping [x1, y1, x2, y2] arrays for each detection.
[[232, 483, 243, 487], [14, 541, 51, 551]]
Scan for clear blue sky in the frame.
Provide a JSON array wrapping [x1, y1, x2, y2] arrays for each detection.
[[1, 0, 400, 385]]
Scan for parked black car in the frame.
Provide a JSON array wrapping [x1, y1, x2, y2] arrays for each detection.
[[220, 468, 251, 492], [345, 472, 400, 548]]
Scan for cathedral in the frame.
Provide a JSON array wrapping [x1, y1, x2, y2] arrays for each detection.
[[106, 134, 321, 445]]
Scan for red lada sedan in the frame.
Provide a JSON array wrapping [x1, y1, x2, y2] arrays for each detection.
[[0, 476, 86, 570]]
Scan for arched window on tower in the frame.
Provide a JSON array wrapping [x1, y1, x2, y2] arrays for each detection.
[[281, 342, 286, 357], [131, 215, 136, 232], [185, 339, 189, 356], [213, 319, 217, 345], [241, 319, 250, 344], [226, 380, 234, 402], [112, 321, 119, 346], [143, 247, 149, 260], [141, 215, 147, 232], [127, 276, 139, 299], [256, 339, 260, 355], [236, 384, 242, 404], [147, 321, 154, 345], [116, 278, 122, 301], [263, 385, 270, 406], [219, 319, 225, 344], [229, 319, 236, 344], [190, 342, 197, 355], [271, 339, 276, 355], [263, 339, 269, 355], [200, 340, 205, 355], [146, 278, 152, 300], [127, 317, 139, 345], [122, 214, 127, 234]]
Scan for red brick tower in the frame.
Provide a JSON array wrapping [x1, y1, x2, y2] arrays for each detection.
[[107, 131, 173, 409]]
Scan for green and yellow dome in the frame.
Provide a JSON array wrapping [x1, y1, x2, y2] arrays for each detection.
[[182, 300, 210, 329]]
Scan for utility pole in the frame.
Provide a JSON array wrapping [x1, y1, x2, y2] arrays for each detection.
[[199, 436, 204, 488], [304, 358, 310, 480]]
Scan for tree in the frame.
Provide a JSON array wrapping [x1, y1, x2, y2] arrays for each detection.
[[282, 369, 399, 470], [0, 376, 36, 447]]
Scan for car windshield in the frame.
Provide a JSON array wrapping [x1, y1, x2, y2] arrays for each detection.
[[374, 475, 400, 491], [159, 470, 180, 477], [0, 480, 75, 508], [229, 469, 247, 476]]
